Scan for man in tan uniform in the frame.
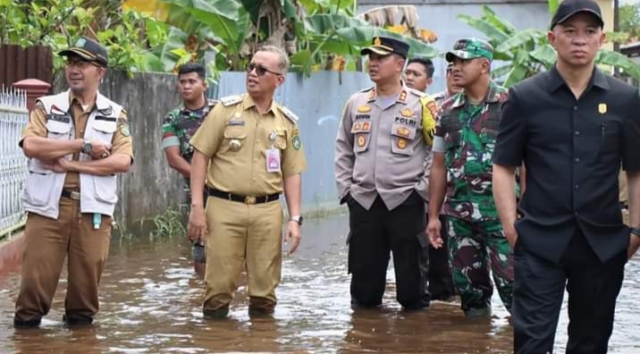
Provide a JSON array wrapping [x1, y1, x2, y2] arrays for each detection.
[[15, 37, 134, 327], [335, 36, 437, 310], [188, 45, 307, 318]]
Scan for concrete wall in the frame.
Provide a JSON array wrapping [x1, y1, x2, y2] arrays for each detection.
[[358, 0, 550, 93], [55, 71, 373, 229]]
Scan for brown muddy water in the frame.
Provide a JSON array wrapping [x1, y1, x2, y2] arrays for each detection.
[[1, 214, 639, 353]]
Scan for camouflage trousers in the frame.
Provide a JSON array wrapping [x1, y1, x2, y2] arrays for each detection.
[[447, 217, 514, 315]]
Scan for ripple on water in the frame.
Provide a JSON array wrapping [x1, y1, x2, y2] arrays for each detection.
[[0, 215, 639, 353]]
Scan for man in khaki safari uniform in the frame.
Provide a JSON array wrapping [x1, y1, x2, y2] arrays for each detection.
[[14, 37, 134, 327], [188, 45, 307, 318]]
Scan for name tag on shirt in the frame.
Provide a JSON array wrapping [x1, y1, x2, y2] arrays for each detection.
[[266, 148, 281, 173]]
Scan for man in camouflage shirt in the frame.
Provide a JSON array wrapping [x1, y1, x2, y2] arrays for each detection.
[[432, 63, 462, 106], [161, 63, 216, 277], [427, 39, 516, 317]]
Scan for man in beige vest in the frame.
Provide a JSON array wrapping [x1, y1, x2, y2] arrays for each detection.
[[15, 37, 134, 327]]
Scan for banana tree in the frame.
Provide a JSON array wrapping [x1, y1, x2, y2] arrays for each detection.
[[459, 5, 640, 87], [291, 12, 439, 76], [159, 0, 252, 72]]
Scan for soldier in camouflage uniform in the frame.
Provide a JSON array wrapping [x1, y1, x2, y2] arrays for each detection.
[[432, 63, 462, 106], [161, 63, 217, 277], [427, 39, 516, 317]]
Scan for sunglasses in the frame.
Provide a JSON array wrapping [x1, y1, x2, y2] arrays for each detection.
[[246, 63, 282, 76], [66, 59, 101, 69]]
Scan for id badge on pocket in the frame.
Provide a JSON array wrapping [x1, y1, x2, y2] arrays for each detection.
[[266, 148, 281, 173]]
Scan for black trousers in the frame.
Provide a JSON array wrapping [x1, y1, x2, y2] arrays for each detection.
[[513, 229, 626, 354], [427, 214, 455, 300], [347, 192, 429, 309]]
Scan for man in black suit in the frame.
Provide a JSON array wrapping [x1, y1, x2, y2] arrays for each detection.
[[492, 0, 640, 353]]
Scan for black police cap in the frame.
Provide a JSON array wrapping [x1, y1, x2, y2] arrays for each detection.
[[361, 36, 410, 59]]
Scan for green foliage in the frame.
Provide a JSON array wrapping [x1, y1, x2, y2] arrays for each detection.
[[0, 0, 168, 76], [139, 208, 187, 238], [620, 3, 640, 41], [156, 0, 437, 76], [459, 5, 640, 87], [547, 0, 559, 17]]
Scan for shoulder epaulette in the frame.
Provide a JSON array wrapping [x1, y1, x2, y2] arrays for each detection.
[[419, 95, 436, 105], [407, 87, 426, 97], [207, 99, 219, 108], [278, 105, 299, 123], [220, 95, 243, 107]]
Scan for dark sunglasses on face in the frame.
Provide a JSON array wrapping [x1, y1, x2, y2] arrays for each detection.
[[246, 63, 282, 76], [66, 59, 100, 69]]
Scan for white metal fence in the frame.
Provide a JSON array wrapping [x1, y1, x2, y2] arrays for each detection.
[[0, 88, 28, 239]]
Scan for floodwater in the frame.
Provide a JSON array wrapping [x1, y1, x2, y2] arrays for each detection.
[[0, 213, 639, 353]]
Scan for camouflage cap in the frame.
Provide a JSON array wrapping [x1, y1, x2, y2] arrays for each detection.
[[445, 38, 493, 62]]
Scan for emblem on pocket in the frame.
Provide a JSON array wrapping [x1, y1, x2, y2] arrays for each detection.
[[598, 103, 607, 114], [357, 105, 371, 113], [397, 127, 410, 137], [357, 135, 366, 147], [229, 139, 242, 151], [397, 138, 407, 149]]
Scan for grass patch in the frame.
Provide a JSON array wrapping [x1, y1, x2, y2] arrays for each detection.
[[143, 208, 187, 237]]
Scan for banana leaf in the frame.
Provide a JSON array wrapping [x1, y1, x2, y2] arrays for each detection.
[[548, 0, 559, 17], [298, 0, 354, 14], [305, 14, 438, 57], [491, 64, 513, 80], [502, 64, 529, 88], [457, 14, 510, 44], [289, 49, 313, 75], [597, 50, 640, 79], [480, 6, 516, 35], [239, 0, 261, 24], [495, 28, 546, 53], [529, 43, 556, 69]]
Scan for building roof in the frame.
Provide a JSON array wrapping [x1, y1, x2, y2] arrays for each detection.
[[621, 41, 640, 57]]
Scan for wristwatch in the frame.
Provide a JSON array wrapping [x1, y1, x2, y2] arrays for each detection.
[[631, 227, 640, 238], [82, 138, 92, 154], [290, 215, 304, 226]]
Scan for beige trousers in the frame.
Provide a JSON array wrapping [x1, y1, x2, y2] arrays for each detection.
[[203, 196, 283, 311]]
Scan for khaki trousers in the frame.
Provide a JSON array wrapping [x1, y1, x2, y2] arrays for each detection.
[[15, 197, 112, 324], [203, 196, 283, 311]]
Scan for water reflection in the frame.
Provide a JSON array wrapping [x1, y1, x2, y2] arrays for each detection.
[[0, 214, 638, 353]]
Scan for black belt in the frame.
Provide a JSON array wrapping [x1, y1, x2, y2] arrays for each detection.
[[61, 189, 81, 200], [206, 187, 280, 205]]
